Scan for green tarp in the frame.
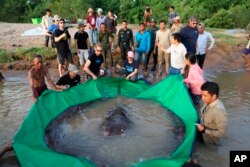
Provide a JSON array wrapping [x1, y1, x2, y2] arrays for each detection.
[[13, 75, 198, 167]]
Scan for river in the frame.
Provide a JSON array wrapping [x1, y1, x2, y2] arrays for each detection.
[[0, 69, 249, 167]]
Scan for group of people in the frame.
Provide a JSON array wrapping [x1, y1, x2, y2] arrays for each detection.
[[0, 5, 230, 166], [35, 5, 229, 147]]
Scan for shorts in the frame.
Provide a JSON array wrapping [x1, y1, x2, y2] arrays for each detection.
[[242, 48, 250, 55], [78, 49, 89, 65], [33, 85, 48, 99], [57, 51, 73, 65]]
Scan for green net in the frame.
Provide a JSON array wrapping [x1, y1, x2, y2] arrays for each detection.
[[13, 75, 198, 167]]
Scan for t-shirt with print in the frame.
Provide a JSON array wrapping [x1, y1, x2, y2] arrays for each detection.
[[167, 43, 187, 69], [124, 60, 139, 75], [56, 73, 80, 87], [87, 15, 96, 28], [74, 31, 89, 49], [88, 53, 104, 75]]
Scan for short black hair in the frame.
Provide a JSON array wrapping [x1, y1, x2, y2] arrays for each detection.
[[171, 33, 181, 42], [122, 20, 127, 24], [201, 81, 220, 97], [159, 20, 166, 24], [108, 10, 113, 13], [100, 22, 106, 26], [170, 5, 175, 10], [33, 54, 42, 60], [146, 8, 151, 12], [185, 53, 197, 64], [45, 9, 51, 13], [59, 18, 65, 23], [139, 22, 145, 26]]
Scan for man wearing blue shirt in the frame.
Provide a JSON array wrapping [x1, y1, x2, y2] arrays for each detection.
[[135, 23, 151, 74], [179, 16, 199, 54]]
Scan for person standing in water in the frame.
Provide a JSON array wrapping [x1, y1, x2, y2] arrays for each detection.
[[28, 55, 62, 101], [0, 55, 64, 158]]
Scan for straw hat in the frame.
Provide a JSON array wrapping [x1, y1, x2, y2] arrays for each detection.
[[88, 8, 94, 13]]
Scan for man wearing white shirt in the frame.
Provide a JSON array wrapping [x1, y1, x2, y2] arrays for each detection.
[[158, 33, 187, 75], [196, 23, 215, 68], [41, 9, 53, 47]]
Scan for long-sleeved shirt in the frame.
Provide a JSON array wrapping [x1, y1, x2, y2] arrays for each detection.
[[196, 31, 215, 55], [184, 63, 205, 95], [135, 31, 151, 53], [200, 99, 228, 145], [180, 25, 199, 54]]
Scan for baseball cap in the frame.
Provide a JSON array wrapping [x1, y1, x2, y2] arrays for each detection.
[[198, 22, 205, 28], [97, 8, 103, 13], [68, 64, 79, 74], [150, 18, 156, 23], [78, 22, 87, 28], [53, 15, 61, 21], [127, 51, 134, 58]]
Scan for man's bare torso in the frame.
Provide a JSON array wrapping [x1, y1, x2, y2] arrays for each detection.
[[29, 66, 47, 87]]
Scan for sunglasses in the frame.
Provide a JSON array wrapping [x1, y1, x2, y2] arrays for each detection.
[[96, 49, 103, 52], [193, 22, 198, 25]]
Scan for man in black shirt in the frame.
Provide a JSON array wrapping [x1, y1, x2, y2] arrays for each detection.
[[53, 18, 73, 77], [179, 16, 199, 54], [118, 20, 134, 62], [74, 23, 90, 66], [84, 44, 105, 80], [56, 64, 81, 88]]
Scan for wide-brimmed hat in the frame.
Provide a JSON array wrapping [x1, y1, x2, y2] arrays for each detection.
[[53, 15, 61, 20], [68, 64, 79, 74], [88, 8, 94, 13], [127, 51, 134, 58]]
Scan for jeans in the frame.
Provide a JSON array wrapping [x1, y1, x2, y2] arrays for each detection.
[[88, 29, 98, 46], [169, 66, 181, 75], [135, 51, 147, 64]]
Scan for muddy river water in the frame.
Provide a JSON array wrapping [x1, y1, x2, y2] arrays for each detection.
[[0, 69, 249, 167]]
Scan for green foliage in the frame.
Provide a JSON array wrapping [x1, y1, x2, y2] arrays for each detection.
[[16, 47, 56, 61], [0, 0, 249, 28], [0, 49, 12, 64], [205, 9, 234, 29]]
